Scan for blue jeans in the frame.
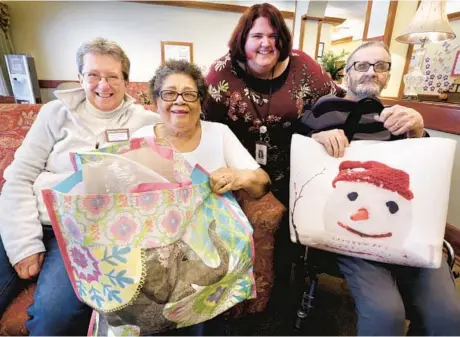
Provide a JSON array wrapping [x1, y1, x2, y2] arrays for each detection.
[[0, 226, 92, 336], [337, 255, 460, 336]]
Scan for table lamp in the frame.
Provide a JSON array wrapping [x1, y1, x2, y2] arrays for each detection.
[[396, 0, 456, 99]]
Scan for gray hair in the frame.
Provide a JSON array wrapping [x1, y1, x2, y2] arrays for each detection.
[[76, 37, 130, 81], [345, 41, 391, 73], [150, 59, 209, 106]]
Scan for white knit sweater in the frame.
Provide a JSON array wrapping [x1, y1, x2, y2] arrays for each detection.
[[0, 88, 160, 265]]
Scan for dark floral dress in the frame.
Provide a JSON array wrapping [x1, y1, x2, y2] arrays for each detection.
[[204, 50, 345, 206]]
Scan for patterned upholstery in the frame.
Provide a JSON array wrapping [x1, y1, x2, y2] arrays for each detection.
[[0, 104, 42, 193], [0, 284, 36, 336], [0, 105, 41, 335], [227, 190, 286, 317], [0, 102, 279, 334], [125, 82, 151, 105]]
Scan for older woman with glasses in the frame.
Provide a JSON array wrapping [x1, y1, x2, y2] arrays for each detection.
[[133, 59, 270, 198], [0, 37, 160, 335]]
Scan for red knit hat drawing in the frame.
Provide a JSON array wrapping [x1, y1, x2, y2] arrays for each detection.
[[332, 161, 414, 200]]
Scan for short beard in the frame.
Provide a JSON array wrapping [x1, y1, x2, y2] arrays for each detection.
[[348, 79, 383, 99], [354, 85, 380, 97]]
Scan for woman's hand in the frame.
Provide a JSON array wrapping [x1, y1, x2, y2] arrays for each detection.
[[210, 168, 242, 195], [210, 167, 270, 198], [14, 252, 45, 279], [312, 129, 349, 158]]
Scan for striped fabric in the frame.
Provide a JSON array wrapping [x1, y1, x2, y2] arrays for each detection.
[[300, 95, 405, 141]]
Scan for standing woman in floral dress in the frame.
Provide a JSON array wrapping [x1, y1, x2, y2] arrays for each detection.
[[204, 2, 345, 308]]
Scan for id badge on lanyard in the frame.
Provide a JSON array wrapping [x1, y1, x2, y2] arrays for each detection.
[[247, 79, 273, 166], [255, 125, 269, 166], [255, 141, 268, 166]]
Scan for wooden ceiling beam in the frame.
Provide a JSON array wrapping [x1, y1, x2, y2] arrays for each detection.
[[301, 15, 346, 26]]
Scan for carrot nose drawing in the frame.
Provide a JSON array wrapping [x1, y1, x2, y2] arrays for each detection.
[[350, 208, 369, 221]]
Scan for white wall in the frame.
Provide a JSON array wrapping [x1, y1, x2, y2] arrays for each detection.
[[427, 130, 460, 229], [302, 20, 318, 59], [8, 1, 293, 82], [293, 0, 310, 50], [366, 0, 390, 39], [319, 22, 332, 57], [209, 0, 296, 12]]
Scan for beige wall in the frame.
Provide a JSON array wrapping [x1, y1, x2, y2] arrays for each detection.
[[302, 20, 319, 59], [319, 22, 332, 57], [8, 1, 293, 82], [293, 0, 311, 50], [381, 1, 418, 98], [329, 39, 362, 57]]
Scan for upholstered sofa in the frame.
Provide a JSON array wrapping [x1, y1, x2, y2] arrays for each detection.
[[0, 85, 153, 335], [0, 85, 285, 335]]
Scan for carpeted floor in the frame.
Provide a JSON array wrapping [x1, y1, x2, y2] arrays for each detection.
[[208, 263, 460, 336]]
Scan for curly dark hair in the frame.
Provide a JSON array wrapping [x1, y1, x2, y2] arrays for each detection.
[[149, 60, 209, 106]]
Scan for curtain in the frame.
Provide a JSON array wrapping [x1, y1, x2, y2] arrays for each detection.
[[0, 2, 13, 96]]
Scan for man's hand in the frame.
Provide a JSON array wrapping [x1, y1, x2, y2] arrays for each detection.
[[312, 129, 349, 158], [375, 105, 424, 138], [13, 252, 45, 279]]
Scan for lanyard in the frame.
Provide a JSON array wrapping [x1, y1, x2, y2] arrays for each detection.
[[247, 67, 275, 136]]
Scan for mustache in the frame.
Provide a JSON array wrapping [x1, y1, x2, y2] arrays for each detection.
[[358, 76, 379, 84]]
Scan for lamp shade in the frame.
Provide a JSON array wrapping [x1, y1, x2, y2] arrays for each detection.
[[396, 0, 456, 44]]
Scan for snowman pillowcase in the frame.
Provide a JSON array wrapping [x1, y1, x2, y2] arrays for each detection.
[[290, 135, 456, 268]]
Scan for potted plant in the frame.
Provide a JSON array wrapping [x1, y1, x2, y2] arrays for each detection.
[[319, 49, 349, 82]]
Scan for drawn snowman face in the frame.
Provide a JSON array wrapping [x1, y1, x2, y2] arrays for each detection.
[[324, 181, 413, 245]]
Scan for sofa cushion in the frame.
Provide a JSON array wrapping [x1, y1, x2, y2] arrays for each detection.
[[0, 104, 41, 192], [0, 283, 36, 336]]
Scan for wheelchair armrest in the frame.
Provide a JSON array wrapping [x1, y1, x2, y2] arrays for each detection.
[[444, 239, 456, 271]]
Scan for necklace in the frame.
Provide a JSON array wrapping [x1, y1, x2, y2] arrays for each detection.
[[247, 66, 275, 141]]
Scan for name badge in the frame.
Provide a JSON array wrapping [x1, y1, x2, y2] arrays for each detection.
[[105, 129, 130, 142], [255, 142, 268, 166]]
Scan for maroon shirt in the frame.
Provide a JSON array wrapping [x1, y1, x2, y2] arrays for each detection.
[[205, 50, 345, 205]]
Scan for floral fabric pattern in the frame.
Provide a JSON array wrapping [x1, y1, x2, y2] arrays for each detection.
[[0, 104, 41, 192], [205, 50, 345, 206], [42, 140, 256, 335], [205, 50, 344, 316]]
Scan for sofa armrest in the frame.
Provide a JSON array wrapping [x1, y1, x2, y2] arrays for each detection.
[[225, 190, 286, 317], [235, 190, 286, 234]]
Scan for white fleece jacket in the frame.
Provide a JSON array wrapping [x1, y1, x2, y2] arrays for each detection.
[[0, 88, 160, 265]]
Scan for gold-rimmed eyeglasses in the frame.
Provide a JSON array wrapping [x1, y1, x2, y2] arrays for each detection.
[[81, 72, 123, 85]]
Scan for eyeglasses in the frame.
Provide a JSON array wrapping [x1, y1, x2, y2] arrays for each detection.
[[82, 72, 123, 85], [346, 61, 391, 73], [160, 90, 199, 102]]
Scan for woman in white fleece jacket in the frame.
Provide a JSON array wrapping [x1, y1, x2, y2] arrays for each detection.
[[0, 38, 160, 335]]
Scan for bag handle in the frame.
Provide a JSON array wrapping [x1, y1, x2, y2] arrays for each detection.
[[309, 96, 385, 142], [130, 136, 175, 160], [342, 97, 384, 142]]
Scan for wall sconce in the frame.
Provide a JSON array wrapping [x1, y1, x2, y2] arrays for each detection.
[[396, 0, 456, 99]]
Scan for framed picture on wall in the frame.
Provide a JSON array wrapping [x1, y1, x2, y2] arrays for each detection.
[[451, 51, 460, 77], [317, 42, 325, 58], [161, 41, 194, 64]]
